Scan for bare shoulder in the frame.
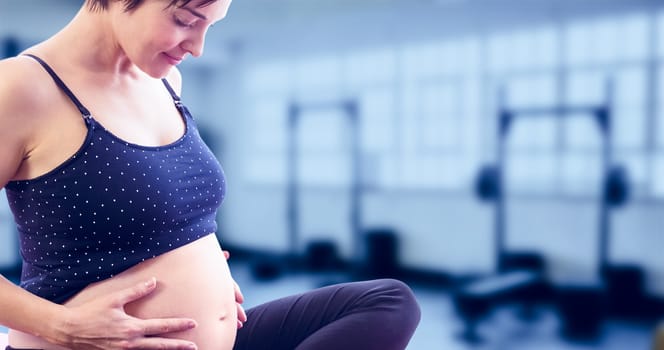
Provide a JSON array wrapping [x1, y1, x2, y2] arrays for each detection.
[[0, 56, 58, 120], [0, 56, 58, 186], [165, 66, 183, 96]]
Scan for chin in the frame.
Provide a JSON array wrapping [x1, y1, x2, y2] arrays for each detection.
[[143, 64, 172, 79], [154, 68, 173, 79]]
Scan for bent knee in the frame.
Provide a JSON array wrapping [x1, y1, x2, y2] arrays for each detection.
[[371, 279, 421, 325]]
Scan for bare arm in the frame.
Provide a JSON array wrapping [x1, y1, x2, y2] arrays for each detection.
[[0, 275, 66, 340], [0, 58, 199, 350], [0, 56, 65, 342]]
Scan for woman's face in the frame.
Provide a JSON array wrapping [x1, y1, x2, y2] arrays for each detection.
[[110, 0, 231, 77]]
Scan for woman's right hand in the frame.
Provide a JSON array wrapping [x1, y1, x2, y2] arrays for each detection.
[[50, 278, 198, 350]]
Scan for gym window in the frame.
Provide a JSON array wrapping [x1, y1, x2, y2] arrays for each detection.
[[242, 11, 664, 200]]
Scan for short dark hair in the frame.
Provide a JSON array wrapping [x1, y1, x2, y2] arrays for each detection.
[[86, 0, 218, 12]]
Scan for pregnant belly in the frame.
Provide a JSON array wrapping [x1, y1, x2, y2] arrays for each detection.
[[8, 234, 238, 350]]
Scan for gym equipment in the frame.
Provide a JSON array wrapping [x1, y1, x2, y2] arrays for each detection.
[[455, 82, 631, 342], [305, 240, 342, 271], [604, 165, 630, 207], [555, 284, 607, 339], [602, 264, 646, 318], [287, 100, 362, 268], [249, 100, 361, 278], [249, 253, 284, 281], [453, 252, 548, 343], [475, 165, 501, 201], [2, 37, 20, 58], [363, 228, 400, 279]]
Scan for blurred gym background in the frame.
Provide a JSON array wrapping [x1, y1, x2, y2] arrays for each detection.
[[2, 0, 664, 348]]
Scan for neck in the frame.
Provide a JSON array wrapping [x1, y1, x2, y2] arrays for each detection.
[[46, 5, 142, 79]]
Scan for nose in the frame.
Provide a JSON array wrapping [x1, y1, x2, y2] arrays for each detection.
[[182, 31, 206, 58]]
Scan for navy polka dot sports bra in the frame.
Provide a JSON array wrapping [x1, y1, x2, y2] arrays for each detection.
[[4, 54, 226, 304]]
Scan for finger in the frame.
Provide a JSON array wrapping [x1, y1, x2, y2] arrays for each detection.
[[120, 337, 197, 350], [141, 318, 198, 336], [223, 250, 230, 260], [233, 280, 244, 304], [116, 277, 158, 306], [237, 303, 247, 323]]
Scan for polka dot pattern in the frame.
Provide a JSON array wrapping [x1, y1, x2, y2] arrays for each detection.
[[4, 106, 225, 304]]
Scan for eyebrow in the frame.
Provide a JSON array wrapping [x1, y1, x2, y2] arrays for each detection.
[[182, 7, 207, 20]]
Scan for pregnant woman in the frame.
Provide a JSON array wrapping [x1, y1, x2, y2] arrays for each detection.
[[0, 0, 420, 349]]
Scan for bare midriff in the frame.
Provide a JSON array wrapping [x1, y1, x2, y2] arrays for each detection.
[[8, 234, 238, 350]]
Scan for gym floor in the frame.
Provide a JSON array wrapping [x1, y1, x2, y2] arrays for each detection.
[[1, 263, 656, 349], [228, 261, 655, 350]]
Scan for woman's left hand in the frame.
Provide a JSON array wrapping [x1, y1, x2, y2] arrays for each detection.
[[223, 250, 247, 329]]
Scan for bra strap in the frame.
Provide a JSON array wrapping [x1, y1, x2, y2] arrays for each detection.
[[161, 78, 182, 104], [23, 54, 92, 119], [161, 78, 191, 117]]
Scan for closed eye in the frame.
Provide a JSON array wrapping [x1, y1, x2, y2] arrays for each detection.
[[174, 15, 196, 28]]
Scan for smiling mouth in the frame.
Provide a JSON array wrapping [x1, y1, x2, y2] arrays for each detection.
[[163, 53, 184, 65]]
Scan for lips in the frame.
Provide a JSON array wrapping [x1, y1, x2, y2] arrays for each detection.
[[163, 52, 184, 65]]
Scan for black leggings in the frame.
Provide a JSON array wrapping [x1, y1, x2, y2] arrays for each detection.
[[7, 279, 421, 350], [234, 279, 421, 350]]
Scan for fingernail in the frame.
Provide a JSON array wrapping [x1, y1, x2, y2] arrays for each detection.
[[188, 343, 197, 350], [188, 320, 197, 328], [145, 278, 155, 288]]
